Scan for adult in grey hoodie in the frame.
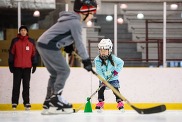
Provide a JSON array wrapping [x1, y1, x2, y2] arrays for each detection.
[[37, 0, 97, 114]]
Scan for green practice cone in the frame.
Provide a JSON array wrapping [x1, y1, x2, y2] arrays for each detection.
[[84, 97, 92, 113]]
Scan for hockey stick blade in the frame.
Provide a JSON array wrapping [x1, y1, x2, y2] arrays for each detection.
[[131, 104, 166, 114], [73, 105, 84, 113]]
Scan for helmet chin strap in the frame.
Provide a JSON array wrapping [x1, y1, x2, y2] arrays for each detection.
[[83, 13, 89, 21], [100, 55, 109, 60], [83, 6, 90, 21]]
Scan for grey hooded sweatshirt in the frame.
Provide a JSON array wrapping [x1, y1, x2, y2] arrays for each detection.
[[37, 11, 89, 60]]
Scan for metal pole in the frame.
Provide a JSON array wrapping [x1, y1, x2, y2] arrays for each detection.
[[18, 1, 21, 32], [65, 4, 69, 64], [163, 2, 167, 67], [145, 20, 148, 62], [114, 4, 117, 56], [65, 3, 68, 11]]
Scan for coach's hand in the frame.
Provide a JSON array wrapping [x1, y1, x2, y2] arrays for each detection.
[[32, 66, 36, 74], [82, 58, 92, 72], [9, 62, 14, 73]]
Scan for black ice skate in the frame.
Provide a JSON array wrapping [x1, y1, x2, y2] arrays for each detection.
[[43, 99, 50, 109], [12, 103, 17, 110], [48, 94, 73, 114]]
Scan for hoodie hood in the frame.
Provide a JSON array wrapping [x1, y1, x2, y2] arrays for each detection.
[[57, 11, 81, 22]]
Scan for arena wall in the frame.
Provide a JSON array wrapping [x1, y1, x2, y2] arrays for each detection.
[[0, 67, 182, 110]]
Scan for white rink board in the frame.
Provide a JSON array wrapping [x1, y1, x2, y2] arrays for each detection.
[[0, 67, 182, 104]]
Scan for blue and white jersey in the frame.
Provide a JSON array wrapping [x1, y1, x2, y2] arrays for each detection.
[[94, 54, 124, 88]]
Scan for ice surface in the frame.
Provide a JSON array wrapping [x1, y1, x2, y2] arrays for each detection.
[[0, 110, 182, 122]]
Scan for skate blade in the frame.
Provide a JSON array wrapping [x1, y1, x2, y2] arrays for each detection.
[[47, 107, 74, 114], [96, 109, 103, 113], [119, 108, 125, 113], [41, 109, 50, 115], [12, 108, 16, 110], [25, 108, 31, 111]]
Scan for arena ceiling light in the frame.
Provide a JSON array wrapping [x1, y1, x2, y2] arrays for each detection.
[[137, 13, 144, 19], [86, 21, 92, 27], [117, 17, 124, 24], [33, 10, 40, 17], [106, 15, 113, 22], [170, 4, 178, 10], [120, 4, 128, 10]]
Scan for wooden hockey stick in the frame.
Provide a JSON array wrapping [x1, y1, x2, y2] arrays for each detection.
[[72, 52, 166, 114]]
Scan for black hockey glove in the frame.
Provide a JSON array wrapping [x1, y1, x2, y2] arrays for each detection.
[[82, 58, 92, 72], [9, 63, 14, 73], [64, 44, 74, 56], [32, 66, 36, 74]]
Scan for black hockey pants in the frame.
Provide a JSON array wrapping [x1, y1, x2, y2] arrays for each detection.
[[98, 86, 123, 102]]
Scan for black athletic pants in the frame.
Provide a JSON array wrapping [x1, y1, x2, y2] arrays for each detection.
[[12, 68, 31, 105], [98, 86, 122, 102]]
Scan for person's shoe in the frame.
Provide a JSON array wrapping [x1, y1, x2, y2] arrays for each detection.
[[48, 94, 73, 114], [117, 101, 124, 111], [12, 103, 17, 110], [24, 103, 31, 110]]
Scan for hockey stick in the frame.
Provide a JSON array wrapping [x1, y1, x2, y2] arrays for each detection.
[[72, 52, 166, 114], [87, 76, 113, 101], [73, 75, 113, 113]]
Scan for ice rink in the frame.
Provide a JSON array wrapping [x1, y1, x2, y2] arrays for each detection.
[[0, 110, 182, 122]]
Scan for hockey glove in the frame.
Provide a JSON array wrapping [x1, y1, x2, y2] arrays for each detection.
[[64, 44, 74, 56], [32, 66, 36, 74], [9, 63, 14, 73], [113, 70, 118, 76], [82, 58, 92, 72]]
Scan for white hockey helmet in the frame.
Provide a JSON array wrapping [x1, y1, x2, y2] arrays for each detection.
[[98, 38, 113, 55]]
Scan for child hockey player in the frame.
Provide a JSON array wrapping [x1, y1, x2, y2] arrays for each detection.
[[94, 39, 125, 112], [37, 0, 97, 114]]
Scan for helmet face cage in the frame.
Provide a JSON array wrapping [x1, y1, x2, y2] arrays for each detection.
[[82, 0, 97, 6], [98, 39, 113, 59]]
